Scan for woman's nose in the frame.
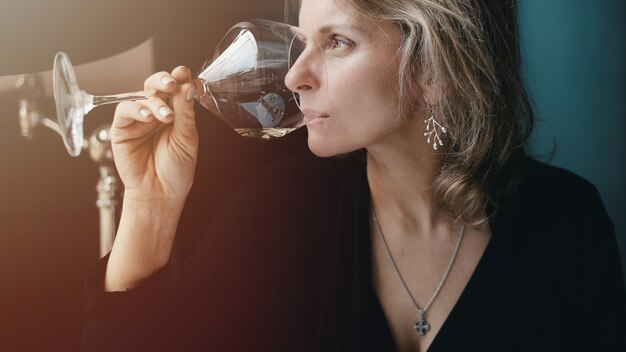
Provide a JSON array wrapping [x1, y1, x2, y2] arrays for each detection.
[[285, 49, 321, 94]]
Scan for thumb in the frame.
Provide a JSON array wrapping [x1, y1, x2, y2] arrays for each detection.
[[171, 82, 198, 138]]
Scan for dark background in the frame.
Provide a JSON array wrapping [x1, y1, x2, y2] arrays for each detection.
[[0, 0, 624, 351]]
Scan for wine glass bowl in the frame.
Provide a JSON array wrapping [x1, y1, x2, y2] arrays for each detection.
[[195, 20, 314, 139], [52, 19, 326, 157]]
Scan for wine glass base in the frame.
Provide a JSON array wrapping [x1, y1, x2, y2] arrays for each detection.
[[53, 52, 88, 157]]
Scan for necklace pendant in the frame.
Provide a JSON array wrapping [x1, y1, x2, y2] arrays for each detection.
[[413, 314, 431, 335]]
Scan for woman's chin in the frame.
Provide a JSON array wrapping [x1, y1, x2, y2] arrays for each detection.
[[307, 140, 336, 157], [305, 129, 334, 157], [306, 134, 356, 158]]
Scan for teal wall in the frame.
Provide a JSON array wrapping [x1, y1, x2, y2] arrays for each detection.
[[519, 0, 626, 273]]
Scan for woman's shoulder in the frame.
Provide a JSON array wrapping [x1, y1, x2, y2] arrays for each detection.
[[493, 155, 614, 252], [256, 150, 364, 178], [491, 156, 619, 280], [217, 151, 365, 227], [500, 156, 605, 216], [491, 160, 626, 351], [248, 151, 365, 198]]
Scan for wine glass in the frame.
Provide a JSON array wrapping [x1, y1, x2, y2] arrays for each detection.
[[53, 19, 327, 157]]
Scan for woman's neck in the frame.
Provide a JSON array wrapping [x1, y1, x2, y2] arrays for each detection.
[[366, 141, 449, 239]]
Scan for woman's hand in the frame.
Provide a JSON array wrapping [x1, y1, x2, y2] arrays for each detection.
[[104, 67, 198, 291], [111, 66, 198, 203]]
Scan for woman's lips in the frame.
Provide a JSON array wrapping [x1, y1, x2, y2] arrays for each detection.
[[301, 109, 330, 125], [304, 115, 330, 125]]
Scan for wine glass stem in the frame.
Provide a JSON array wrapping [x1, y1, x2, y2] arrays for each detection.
[[91, 89, 158, 108]]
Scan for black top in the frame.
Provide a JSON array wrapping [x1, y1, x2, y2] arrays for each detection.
[[82, 153, 626, 351]]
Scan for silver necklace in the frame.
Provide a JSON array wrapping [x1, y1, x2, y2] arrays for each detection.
[[371, 209, 465, 336]]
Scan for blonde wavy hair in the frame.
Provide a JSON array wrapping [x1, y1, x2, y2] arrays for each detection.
[[286, 0, 534, 226]]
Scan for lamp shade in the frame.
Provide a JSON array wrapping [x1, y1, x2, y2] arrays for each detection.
[[0, 0, 154, 76]]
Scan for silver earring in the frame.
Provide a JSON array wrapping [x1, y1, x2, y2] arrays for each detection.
[[423, 109, 447, 150]]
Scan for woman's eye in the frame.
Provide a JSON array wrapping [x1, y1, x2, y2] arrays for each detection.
[[330, 36, 354, 51]]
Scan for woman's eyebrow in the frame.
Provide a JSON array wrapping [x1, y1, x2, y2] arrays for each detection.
[[317, 22, 371, 38]]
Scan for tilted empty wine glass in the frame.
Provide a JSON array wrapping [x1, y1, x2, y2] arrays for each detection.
[[53, 19, 327, 157]]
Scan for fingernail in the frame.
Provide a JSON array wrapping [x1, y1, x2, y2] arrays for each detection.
[[158, 106, 173, 117], [161, 76, 176, 86], [186, 87, 196, 102], [139, 108, 152, 118]]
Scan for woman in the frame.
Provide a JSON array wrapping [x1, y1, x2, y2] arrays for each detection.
[[82, 0, 626, 351]]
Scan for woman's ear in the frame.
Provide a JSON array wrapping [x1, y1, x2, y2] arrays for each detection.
[[420, 76, 449, 108]]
